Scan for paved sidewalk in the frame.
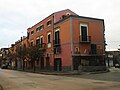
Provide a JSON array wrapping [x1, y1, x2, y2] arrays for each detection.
[[109, 67, 120, 72]]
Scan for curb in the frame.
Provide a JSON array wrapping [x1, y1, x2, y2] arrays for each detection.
[[10, 69, 109, 76], [39, 72, 82, 76], [38, 70, 109, 76]]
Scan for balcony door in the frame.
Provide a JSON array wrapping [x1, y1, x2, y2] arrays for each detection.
[[91, 44, 97, 54], [55, 31, 60, 44], [81, 26, 87, 41], [80, 23, 88, 42]]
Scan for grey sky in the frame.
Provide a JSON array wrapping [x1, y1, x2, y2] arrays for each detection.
[[0, 0, 120, 51]]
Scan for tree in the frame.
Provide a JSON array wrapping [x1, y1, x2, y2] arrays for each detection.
[[16, 44, 27, 70], [8, 50, 17, 69], [27, 45, 41, 72]]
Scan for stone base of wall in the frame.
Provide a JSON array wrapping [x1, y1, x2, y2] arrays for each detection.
[[80, 66, 107, 72], [16, 65, 107, 72], [62, 66, 72, 71]]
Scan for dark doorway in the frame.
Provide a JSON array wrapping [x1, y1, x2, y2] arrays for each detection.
[[73, 57, 80, 70], [54, 58, 62, 71], [46, 57, 50, 70], [91, 44, 97, 54], [40, 57, 44, 69]]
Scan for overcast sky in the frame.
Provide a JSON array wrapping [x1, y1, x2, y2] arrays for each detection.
[[0, 0, 120, 51]]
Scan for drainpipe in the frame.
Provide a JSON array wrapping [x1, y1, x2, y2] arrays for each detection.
[[53, 14, 55, 71], [70, 17, 74, 70], [102, 20, 106, 66]]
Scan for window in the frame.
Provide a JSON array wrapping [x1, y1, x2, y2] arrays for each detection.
[[40, 36, 44, 44], [31, 30, 34, 35], [36, 37, 40, 46], [36, 24, 44, 32], [55, 29, 60, 45], [47, 33, 51, 43], [27, 32, 30, 39], [80, 24, 88, 42], [36, 28, 39, 32], [47, 20, 52, 26], [39, 24, 44, 30], [30, 40, 34, 46], [47, 32, 51, 48], [66, 12, 70, 16]]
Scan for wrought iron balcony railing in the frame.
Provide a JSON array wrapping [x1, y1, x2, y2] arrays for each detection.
[[53, 39, 61, 47], [79, 36, 91, 43], [39, 43, 46, 50]]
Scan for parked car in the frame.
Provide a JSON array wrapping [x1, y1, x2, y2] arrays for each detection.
[[115, 64, 120, 68], [1, 64, 8, 69]]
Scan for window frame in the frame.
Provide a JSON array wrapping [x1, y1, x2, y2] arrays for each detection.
[[40, 35, 44, 44], [36, 24, 44, 32], [30, 40, 34, 46], [39, 24, 44, 31], [47, 20, 52, 27], [54, 28, 60, 44], [80, 23, 88, 41], [36, 27, 39, 32], [31, 30, 34, 35], [36, 37, 40, 45], [47, 32, 51, 43]]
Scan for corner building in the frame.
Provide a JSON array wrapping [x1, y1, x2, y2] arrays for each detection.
[[27, 9, 106, 71]]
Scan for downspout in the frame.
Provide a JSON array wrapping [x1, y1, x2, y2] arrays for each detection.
[[70, 17, 74, 70], [102, 20, 106, 66], [53, 14, 55, 71]]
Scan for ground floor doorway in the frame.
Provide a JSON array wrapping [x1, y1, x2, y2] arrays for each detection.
[[46, 57, 50, 70], [54, 58, 62, 71], [40, 57, 44, 69]]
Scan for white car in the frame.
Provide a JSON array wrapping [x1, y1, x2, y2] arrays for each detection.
[[115, 64, 120, 68]]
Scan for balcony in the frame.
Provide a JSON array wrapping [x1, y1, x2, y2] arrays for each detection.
[[39, 43, 46, 51], [53, 39, 61, 47], [73, 49, 98, 57], [54, 46, 61, 54], [79, 36, 91, 43]]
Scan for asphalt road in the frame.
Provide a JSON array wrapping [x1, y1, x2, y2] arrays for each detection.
[[68, 72, 120, 82], [0, 69, 120, 90]]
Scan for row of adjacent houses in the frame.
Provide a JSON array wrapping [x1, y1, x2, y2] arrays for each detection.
[[1, 9, 106, 71]]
